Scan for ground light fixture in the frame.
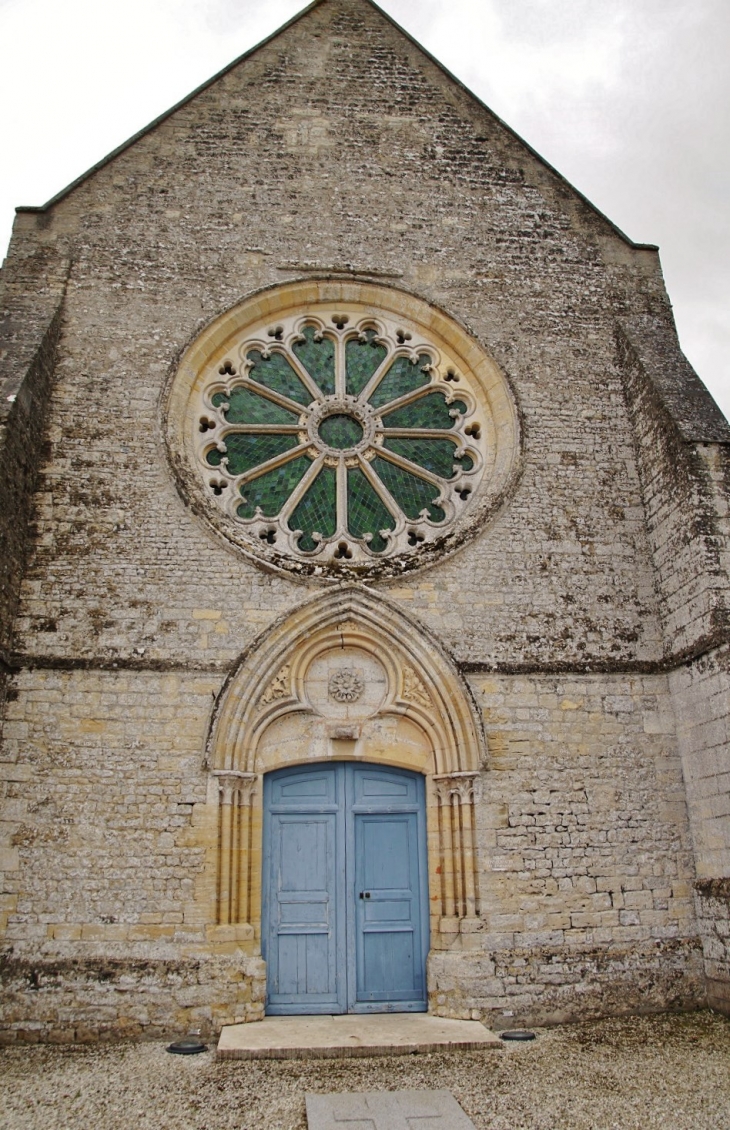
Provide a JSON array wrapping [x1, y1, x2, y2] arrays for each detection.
[[166, 1036, 208, 1055]]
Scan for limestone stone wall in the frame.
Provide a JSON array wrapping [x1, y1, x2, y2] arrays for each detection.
[[670, 645, 730, 881], [669, 645, 730, 1012], [431, 670, 706, 1025], [0, 229, 70, 661], [0, 286, 65, 690], [617, 325, 730, 660], [617, 321, 730, 1007], [4, 0, 677, 673], [1, 0, 728, 1038], [0, 660, 706, 1039], [694, 879, 730, 1016], [0, 666, 266, 1042], [0, 670, 219, 941], [474, 672, 696, 949], [0, 952, 264, 1045]]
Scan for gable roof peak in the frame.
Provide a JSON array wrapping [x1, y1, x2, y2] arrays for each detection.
[[15, 0, 650, 251]]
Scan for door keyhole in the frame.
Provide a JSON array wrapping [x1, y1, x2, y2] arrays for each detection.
[[359, 891, 371, 899]]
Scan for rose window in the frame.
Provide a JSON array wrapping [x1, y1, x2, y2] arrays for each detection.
[[196, 313, 486, 564], [167, 283, 519, 578]]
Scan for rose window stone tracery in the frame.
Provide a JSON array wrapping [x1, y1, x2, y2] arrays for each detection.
[[167, 282, 520, 579], [198, 313, 484, 563]]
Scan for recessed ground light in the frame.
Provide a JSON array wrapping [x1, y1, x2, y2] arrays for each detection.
[[166, 1036, 208, 1055], [500, 1029, 536, 1042]]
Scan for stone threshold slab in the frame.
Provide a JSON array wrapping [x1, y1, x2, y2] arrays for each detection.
[[217, 1013, 501, 1060]]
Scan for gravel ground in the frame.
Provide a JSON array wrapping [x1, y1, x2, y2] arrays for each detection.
[[2, 1010, 729, 1130]]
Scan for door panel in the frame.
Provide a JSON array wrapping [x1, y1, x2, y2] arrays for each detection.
[[358, 776, 411, 799], [352, 812, 424, 1007], [263, 764, 346, 1014], [353, 766, 419, 805], [271, 768, 337, 804], [266, 812, 341, 1009], [262, 762, 428, 1015], [363, 930, 417, 995]]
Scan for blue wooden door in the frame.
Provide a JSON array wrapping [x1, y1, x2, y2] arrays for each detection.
[[262, 764, 346, 1014], [348, 765, 428, 1013], [262, 762, 428, 1015]]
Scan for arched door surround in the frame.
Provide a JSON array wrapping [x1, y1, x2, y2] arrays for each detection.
[[206, 586, 485, 954]]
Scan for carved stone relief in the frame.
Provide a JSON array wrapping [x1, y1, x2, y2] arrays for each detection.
[[328, 668, 364, 702], [402, 665, 431, 709], [261, 663, 290, 705], [305, 647, 386, 718]]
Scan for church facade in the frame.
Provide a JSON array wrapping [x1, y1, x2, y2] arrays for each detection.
[[1, 0, 729, 1042]]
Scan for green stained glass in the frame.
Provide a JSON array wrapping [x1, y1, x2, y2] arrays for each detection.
[[382, 437, 473, 479], [372, 456, 445, 523], [247, 349, 312, 406], [237, 455, 311, 519], [288, 466, 337, 551], [292, 326, 335, 396], [347, 467, 394, 553], [346, 331, 388, 396], [318, 413, 364, 450], [206, 432, 297, 475], [212, 386, 298, 425], [369, 353, 431, 409], [381, 393, 467, 430]]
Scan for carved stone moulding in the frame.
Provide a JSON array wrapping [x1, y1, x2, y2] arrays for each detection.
[[206, 587, 487, 938], [166, 280, 520, 579]]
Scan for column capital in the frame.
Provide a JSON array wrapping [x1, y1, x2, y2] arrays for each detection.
[[433, 771, 482, 804], [212, 770, 257, 805]]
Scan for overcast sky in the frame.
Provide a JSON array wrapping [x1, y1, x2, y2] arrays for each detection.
[[1, 0, 728, 417]]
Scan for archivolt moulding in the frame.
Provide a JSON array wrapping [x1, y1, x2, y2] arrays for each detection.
[[206, 586, 486, 939]]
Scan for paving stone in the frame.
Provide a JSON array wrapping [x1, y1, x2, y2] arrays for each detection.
[[306, 1090, 476, 1129]]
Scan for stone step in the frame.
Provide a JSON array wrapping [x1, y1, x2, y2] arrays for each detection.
[[217, 1013, 502, 1060]]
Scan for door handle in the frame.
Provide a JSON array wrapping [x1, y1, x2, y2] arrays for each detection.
[[359, 891, 371, 899]]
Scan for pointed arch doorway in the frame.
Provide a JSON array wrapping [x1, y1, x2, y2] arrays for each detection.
[[262, 760, 429, 1014], [206, 587, 485, 1016]]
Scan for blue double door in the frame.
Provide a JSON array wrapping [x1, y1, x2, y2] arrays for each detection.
[[262, 762, 429, 1014]]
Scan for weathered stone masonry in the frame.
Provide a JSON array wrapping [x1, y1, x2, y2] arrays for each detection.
[[0, 0, 728, 1040]]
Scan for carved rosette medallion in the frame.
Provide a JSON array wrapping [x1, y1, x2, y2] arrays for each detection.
[[328, 668, 364, 703]]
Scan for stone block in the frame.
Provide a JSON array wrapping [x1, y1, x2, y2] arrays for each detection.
[[0, 847, 19, 872], [305, 1091, 476, 1129], [48, 924, 82, 941]]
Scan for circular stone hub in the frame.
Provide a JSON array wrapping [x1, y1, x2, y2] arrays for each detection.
[[318, 413, 364, 450], [306, 398, 376, 456]]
